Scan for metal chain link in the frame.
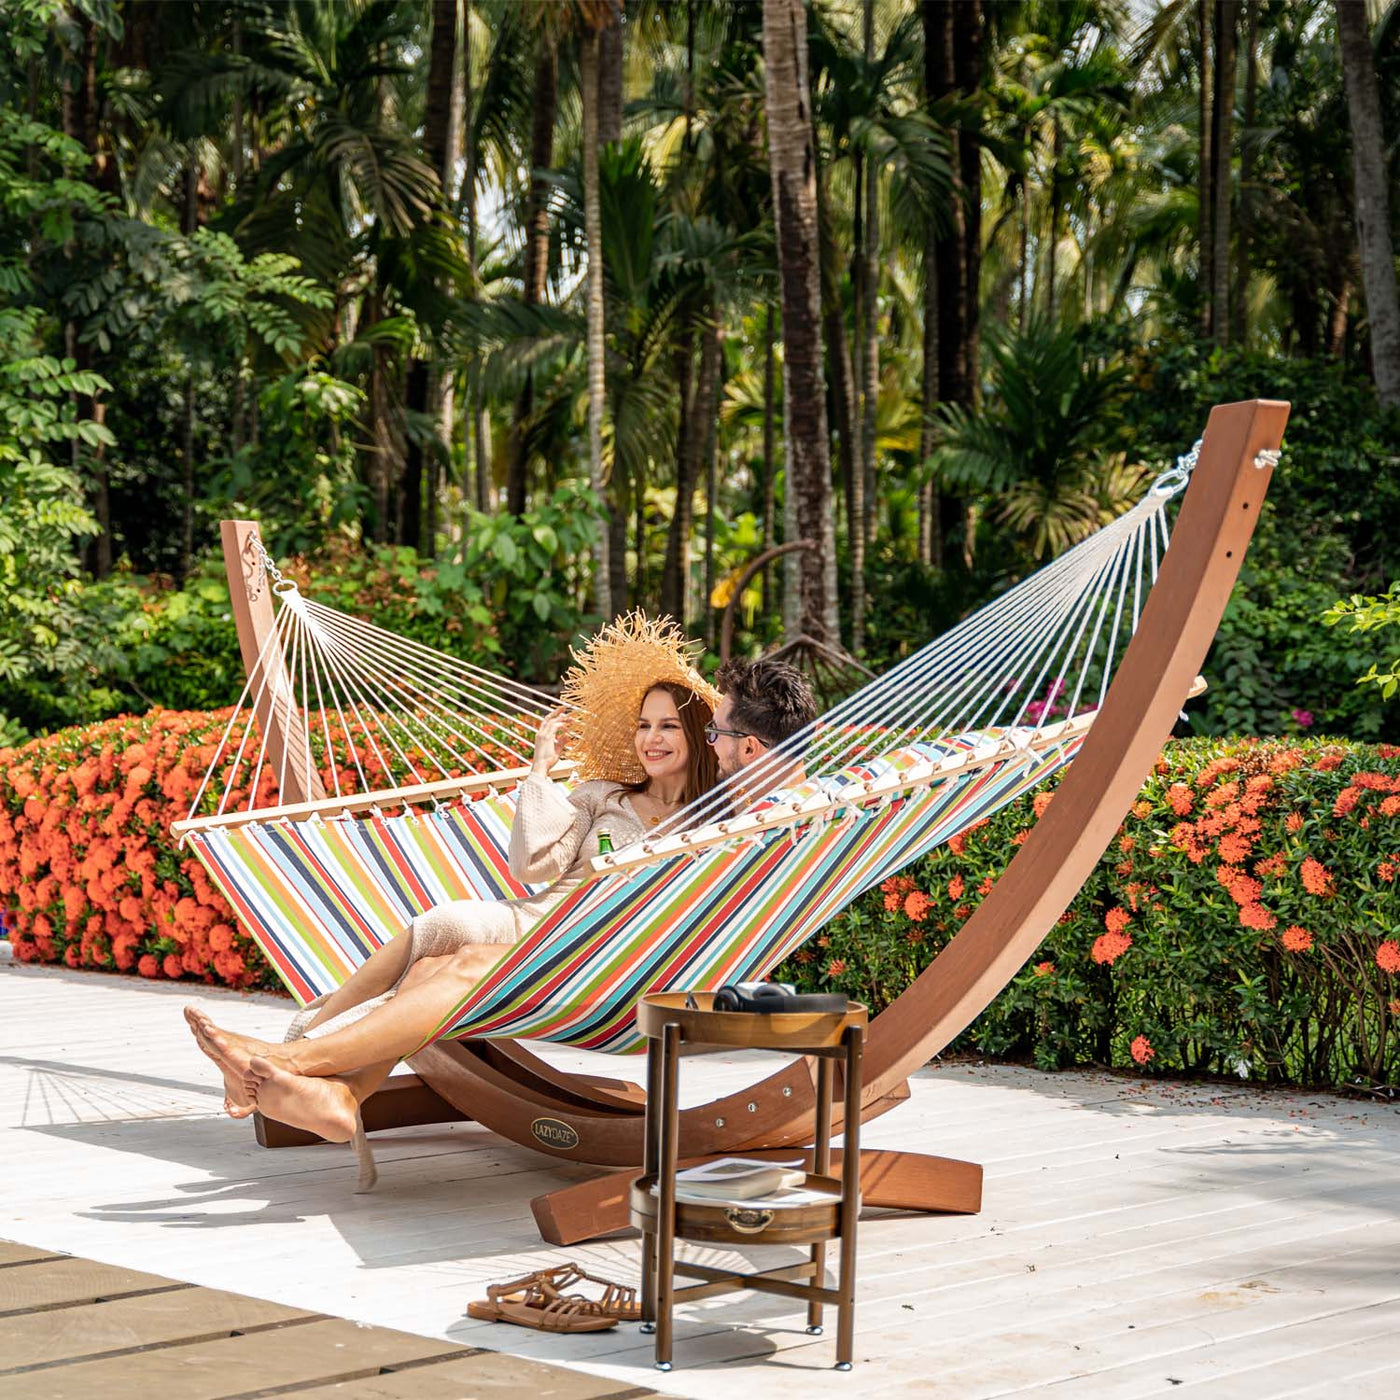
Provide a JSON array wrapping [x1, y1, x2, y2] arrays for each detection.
[[1151, 439, 1282, 499], [1150, 438, 1203, 498], [247, 530, 298, 594]]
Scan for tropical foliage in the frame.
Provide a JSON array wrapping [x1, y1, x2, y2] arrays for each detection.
[[780, 734, 1400, 1088], [0, 0, 1397, 738]]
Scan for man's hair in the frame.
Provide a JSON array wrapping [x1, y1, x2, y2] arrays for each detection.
[[714, 657, 818, 749]]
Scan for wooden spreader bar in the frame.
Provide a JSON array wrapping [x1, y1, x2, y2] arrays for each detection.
[[171, 761, 575, 840]]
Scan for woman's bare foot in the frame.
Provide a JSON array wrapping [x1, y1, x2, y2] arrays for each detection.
[[184, 1006, 260, 1119], [244, 1055, 359, 1143]]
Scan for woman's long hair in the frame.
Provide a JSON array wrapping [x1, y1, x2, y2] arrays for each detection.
[[627, 682, 719, 804]]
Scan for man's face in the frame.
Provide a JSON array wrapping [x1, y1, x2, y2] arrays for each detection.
[[711, 697, 755, 780]]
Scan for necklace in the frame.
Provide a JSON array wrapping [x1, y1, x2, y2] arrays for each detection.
[[635, 792, 681, 827]]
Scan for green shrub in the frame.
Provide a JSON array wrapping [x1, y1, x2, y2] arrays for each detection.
[[778, 734, 1400, 1087]]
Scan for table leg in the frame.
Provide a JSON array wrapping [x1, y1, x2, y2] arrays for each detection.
[[807, 1053, 834, 1335], [835, 1025, 863, 1370], [640, 1032, 663, 1332], [654, 1021, 681, 1371]]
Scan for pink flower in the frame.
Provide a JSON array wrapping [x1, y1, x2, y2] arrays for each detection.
[[1291, 709, 1314, 729]]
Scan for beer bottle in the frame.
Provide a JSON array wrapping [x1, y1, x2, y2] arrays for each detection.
[[597, 830, 614, 855]]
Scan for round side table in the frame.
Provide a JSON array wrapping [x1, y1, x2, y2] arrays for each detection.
[[631, 991, 868, 1372]]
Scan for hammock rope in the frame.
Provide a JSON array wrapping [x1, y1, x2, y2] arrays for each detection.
[[189, 442, 1204, 837]]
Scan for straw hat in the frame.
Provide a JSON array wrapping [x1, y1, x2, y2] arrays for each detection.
[[561, 611, 721, 783]]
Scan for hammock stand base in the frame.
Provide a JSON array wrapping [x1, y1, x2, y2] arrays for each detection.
[[250, 1040, 969, 1247], [214, 398, 1288, 1246]]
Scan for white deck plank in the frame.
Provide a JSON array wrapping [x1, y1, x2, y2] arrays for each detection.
[[1, 958, 1397, 1399]]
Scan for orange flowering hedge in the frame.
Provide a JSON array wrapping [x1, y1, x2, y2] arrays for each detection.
[[0, 707, 522, 989], [778, 736, 1400, 1088], [0, 710, 277, 988]]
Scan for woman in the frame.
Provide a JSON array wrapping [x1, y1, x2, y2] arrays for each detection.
[[185, 613, 718, 1144]]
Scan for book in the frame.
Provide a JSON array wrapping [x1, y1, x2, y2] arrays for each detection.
[[669, 1157, 806, 1202]]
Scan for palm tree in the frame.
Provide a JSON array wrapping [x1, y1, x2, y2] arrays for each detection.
[[1336, 0, 1400, 406], [762, 0, 837, 647], [228, 0, 453, 543], [579, 1, 614, 618], [931, 319, 1142, 562]]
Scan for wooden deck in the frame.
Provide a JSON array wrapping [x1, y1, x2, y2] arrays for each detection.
[[3, 954, 1399, 1398], [0, 1240, 650, 1398]]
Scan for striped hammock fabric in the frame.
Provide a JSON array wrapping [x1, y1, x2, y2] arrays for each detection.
[[187, 731, 1084, 1050], [191, 794, 541, 1003]]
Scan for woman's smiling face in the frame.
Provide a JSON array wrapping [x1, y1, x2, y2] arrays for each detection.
[[634, 686, 689, 782]]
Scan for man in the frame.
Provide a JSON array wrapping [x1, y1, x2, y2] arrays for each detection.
[[188, 656, 820, 1146], [709, 657, 818, 796]]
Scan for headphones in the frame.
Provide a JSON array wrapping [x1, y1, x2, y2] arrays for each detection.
[[712, 981, 849, 1014]]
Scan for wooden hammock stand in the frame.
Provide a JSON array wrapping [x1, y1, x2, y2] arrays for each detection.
[[219, 398, 1288, 1246]]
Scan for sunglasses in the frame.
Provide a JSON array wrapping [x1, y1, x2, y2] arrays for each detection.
[[704, 723, 766, 746]]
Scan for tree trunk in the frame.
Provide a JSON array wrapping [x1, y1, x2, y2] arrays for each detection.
[[507, 36, 557, 516], [599, 2, 626, 611], [763, 0, 838, 645], [1018, 176, 1029, 333], [181, 147, 198, 579], [761, 302, 779, 612], [930, 1, 972, 406], [920, 0, 942, 570], [661, 321, 719, 626], [1328, 262, 1354, 357], [1210, 0, 1237, 346], [955, 0, 983, 405], [402, 0, 464, 555], [703, 353, 721, 649], [660, 336, 695, 623], [816, 146, 858, 618], [462, 0, 491, 512], [1198, 0, 1214, 337], [634, 462, 647, 604], [1231, 0, 1258, 346], [231, 2, 249, 462], [230, 13, 244, 194], [921, 191, 941, 570], [400, 360, 427, 550], [1337, 0, 1400, 406], [1047, 119, 1062, 320], [852, 0, 876, 648], [70, 19, 113, 577], [599, 0, 623, 145], [581, 28, 612, 618], [366, 287, 398, 544], [926, 0, 977, 568]]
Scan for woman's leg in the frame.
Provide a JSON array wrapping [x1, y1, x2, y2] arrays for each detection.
[[283, 944, 506, 1075], [240, 947, 502, 1139], [302, 928, 418, 1031], [242, 1059, 399, 1143], [195, 944, 507, 1085], [183, 928, 415, 1112]]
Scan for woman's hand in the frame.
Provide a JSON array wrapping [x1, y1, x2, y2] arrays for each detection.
[[532, 706, 570, 776]]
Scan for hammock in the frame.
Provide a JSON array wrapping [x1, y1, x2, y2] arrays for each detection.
[[176, 441, 1210, 1051]]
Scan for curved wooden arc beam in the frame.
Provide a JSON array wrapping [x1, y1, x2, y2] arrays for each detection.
[[400, 398, 1288, 1170], [220, 400, 1288, 1215]]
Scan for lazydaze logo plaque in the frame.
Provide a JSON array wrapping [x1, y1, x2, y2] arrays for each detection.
[[530, 1117, 580, 1151]]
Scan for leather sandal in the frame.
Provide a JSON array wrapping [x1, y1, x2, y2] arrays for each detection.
[[466, 1263, 640, 1332]]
